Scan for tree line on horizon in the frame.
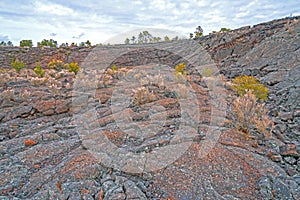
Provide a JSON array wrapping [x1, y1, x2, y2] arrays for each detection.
[[0, 39, 93, 48], [0, 26, 231, 48], [124, 30, 180, 44]]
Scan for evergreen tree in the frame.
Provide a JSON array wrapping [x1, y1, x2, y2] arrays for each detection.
[[20, 40, 33, 47]]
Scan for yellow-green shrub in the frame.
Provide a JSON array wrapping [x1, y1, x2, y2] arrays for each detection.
[[0, 69, 9, 74], [174, 63, 188, 83], [34, 63, 45, 77], [48, 59, 64, 70], [64, 62, 80, 74], [175, 63, 188, 75], [231, 75, 268, 101], [11, 59, 27, 73], [111, 65, 118, 71]]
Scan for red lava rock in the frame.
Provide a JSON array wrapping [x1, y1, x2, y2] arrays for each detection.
[[33, 164, 41, 169], [270, 155, 282, 162], [104, 130, 126, 146], [55, 99, 70, 114], [34, 99, 55, 113], [279, 144, 298, 157], [56, 181, 63, 194], [24, 139, 37, 147]]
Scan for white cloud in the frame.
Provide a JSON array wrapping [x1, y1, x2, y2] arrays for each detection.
[[150, 0, 176, 11], [34, 0, 74, 16]]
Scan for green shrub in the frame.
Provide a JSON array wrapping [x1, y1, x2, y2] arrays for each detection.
[[220, 28, 230, 32], [34, 63, 45, 77], [11, 59, 26, 73], [231, 75, 268, 101], [65, 62, 80, 74]]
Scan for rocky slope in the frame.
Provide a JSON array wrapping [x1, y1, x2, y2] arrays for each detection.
[[0, 16, 299, 199]]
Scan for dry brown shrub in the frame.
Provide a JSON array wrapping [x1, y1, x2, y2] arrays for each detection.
[[30, 77, 48, 86], [231, 90, 273, 139], [133, 87, 155, 106]]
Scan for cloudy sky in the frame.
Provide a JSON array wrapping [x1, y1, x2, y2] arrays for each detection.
[[0, 0, 299, 46]]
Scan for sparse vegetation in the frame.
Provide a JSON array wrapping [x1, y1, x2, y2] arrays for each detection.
[[164, 36, 170, 42], [230, 90, 273, 139], [140, 73, 165, 89], [231, 75, 268, 101], [0, 41, 13, 46], [37, 39, 58, 48], [111, 65, 118, 71], [201, 68, 214, 77], [70, 42, 77, 47], [48, 59, 65, 70], [175, 63, 188, 75], [34, 63, 45, 77], [30, 77, 48, 86], [133, 87, 155, 106], [20, 40, 33, 47], [190, 26, 203, 39], [174, 63, 188, 83], [0, 68, 9, 74], [125, 31, 179, 44], [11, 59, 27, 73], [220, 27, 231, 32], [79, 40, 92, 47], [64, 62, 80, 74]]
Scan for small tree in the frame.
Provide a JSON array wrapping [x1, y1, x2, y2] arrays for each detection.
[[20, 40, 33, 47], [60, 43, 68, 48], [189, 26, 204, 39], [79, 42, 86, 47], [172, 36, 179, 41], [79, 40, 92, 47], [153, 37, 161, 42], [164, 36, 170, 42], [124, 38, 130, 44], [86, 40, 91, 47], [0, 41, 6, 46], [7, 41, 13, 46], [131, 36, 136, 44], [37, 39, 57, 48]]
